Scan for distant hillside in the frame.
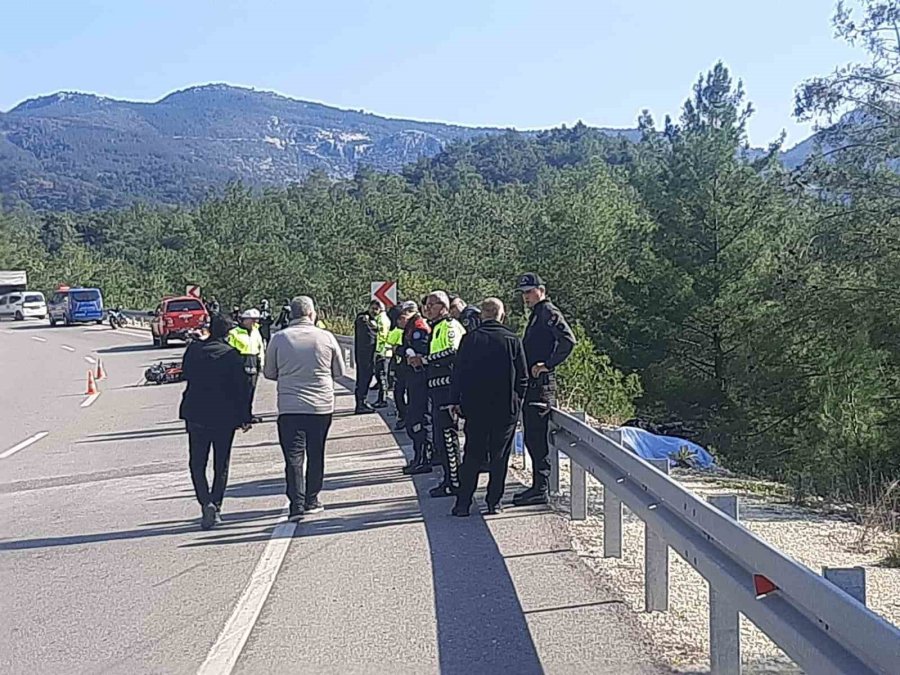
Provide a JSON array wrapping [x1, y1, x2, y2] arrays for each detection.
[[0, 84, 817, 211], [0, 85, 634, 211]]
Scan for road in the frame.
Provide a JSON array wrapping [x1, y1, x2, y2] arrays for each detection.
[[0, 319, 667, 674]]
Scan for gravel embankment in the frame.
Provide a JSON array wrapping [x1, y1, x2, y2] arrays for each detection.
[[508, 453, 900, 674]]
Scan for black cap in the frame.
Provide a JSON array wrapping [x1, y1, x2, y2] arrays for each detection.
[[515, 272, 544, 292]]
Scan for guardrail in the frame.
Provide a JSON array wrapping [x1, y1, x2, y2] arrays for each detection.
[[117, 319, 900, 670], [548, 409, 900, 675], [118, 309, 153, 329]]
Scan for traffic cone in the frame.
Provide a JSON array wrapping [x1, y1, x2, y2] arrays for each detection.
[[96, 359, 106, 381], [86, 370, 98, 395]]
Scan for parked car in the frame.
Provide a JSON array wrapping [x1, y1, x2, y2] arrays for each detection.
[[150, 296, 209, 347], [0, 291, 47, 321], [48, 287, 104, 326]]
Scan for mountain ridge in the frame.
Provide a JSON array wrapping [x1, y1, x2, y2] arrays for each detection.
[[0, 83, 810, 211]]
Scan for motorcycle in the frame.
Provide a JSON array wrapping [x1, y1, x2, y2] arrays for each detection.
[[108, 308, 127, 329]]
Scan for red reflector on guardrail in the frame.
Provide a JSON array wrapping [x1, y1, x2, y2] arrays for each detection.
[[753, 574, 779, 598]]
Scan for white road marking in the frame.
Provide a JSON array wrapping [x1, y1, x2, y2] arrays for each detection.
[[197, 512, 295, 675], [61, 345, 76, 352], [134, 375, 145, 386], [30, 336, 47, 342], [1, 431, 49, 459], [80, 393, 100, 408], [85, 356, 97, 364]]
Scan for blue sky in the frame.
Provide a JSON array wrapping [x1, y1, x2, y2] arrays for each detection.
[[1, 0, 862, 147]]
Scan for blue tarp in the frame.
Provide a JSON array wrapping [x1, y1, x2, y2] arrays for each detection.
[[619, 426, 716, 469]]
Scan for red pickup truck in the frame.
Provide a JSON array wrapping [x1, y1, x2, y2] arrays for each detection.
[[150, 296, 209, 347]]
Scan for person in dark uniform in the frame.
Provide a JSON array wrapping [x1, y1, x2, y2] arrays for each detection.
[[353, 300, 384, 414], [450, 296, 482, 334], [450, 298, 528, 516], [512, 272, 577, 507], [399, 302, 433, 474], [259, 298, 274, 347]]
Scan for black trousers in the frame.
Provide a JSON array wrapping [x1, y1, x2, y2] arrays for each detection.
[[187, 423, 236, 508], [405, 372, 428, 455], [392, 366, 408, 420], [430, 385, 461, 489], [457, 413, 517, 507], [523, 374, 556, 491], [277, 413, 333, 508], [247, 373, 258, 415], [374, 355, 387, 390], [355, 351, 375, 404]]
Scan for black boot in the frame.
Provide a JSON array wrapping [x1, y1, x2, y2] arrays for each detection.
[[429, 482, 456, 498], [511, 485, 549, 506], [373, 391, 387, 409], [355, 400, 375, 415]]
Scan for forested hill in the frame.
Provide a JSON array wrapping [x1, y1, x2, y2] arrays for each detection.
[[0, 84, 645, 211], [1, 83, 816, 212]]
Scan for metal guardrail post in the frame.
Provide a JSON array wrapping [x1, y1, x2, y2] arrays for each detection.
[[570, 412, 587, 521], [549, 430, 560, 498], [644, 457, 670, 612], [708, 495, 742, 675], [603, 487, 623, 558], [823, 567, 867, 605]]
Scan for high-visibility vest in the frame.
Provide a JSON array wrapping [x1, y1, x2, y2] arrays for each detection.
[[375, 312, 391, 356], [228, 325, 265, 365], [429, 317, 464, 353]]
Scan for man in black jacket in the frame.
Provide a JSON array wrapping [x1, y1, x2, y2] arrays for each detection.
[[353, 300, 383, 414], [179, 315, 252, 530], [450, 298, 528, 516], [512, 272, 577, 507]]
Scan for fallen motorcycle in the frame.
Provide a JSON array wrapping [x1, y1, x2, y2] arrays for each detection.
[[144, 361, 184, 385]]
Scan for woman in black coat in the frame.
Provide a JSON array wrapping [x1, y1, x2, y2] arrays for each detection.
[[179, 314, 252, 530]]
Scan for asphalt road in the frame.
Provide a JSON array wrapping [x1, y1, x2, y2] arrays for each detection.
[[0, 319, 668, 674]]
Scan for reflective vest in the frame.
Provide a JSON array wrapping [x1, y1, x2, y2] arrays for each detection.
[[227, 325, 265, 367], [375, 312, 391, 356], [429, 316, 464, 354]]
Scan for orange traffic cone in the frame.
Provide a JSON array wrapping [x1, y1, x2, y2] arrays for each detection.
[[86, 370, 98, 395], [96, 359, 106, 381]]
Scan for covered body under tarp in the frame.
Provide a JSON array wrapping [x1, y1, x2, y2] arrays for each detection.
[[618, 426, 716, 469], [0, 270, 27, 295]]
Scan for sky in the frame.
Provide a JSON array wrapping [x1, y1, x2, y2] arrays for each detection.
[[0, 0, 864, 148]]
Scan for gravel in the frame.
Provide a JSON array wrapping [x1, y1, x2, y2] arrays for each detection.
[[507, 451, 900, 674]]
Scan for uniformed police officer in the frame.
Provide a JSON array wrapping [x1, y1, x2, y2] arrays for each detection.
[[400, 301, 433, 475], [410, 291, 465, 497], [372, 304, 392, 409], [227, 309, 267, 424], [386, 321, 407, 429], [512, 272, 577, 507], [450, 296, 482, 334]]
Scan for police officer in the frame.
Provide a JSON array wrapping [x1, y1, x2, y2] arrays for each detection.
[[512, 272, 576, 507], [450, 295, 482, 333], [386, 320, 407, 429], [259, 298, 274, 347], [372, 304, 392, 409], [410, 291, 465, 497], [400, 302, 433, 475], [227, 308, 267, 424], [353, 300, 384, 414]]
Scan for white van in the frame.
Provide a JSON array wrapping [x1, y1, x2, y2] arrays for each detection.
[[0, 291, 47, 321]]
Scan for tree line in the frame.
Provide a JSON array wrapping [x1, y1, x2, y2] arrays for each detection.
[[2, 2, 898, 502]]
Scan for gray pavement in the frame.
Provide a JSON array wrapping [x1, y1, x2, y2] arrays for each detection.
[[0, 320, 667, 674]]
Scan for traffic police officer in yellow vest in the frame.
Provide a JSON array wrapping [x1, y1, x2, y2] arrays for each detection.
[[385, 323, 406, 426], [228, 309, 266, 424], [373, 307, 392, 409], [409, 291, 465, 497]]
